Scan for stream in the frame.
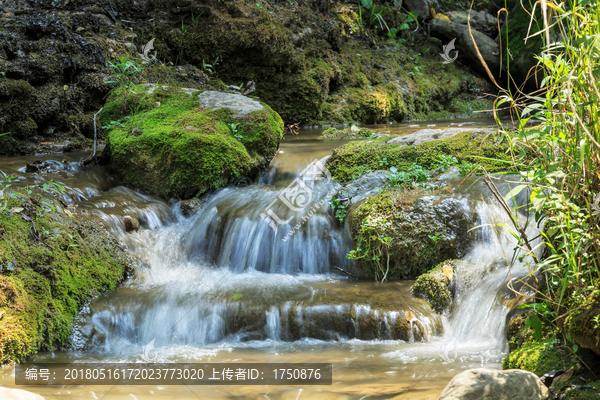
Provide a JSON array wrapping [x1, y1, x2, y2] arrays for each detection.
[[0, 118, 539, 399]]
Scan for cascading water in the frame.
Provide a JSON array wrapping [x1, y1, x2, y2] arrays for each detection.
[[0, 120, 541, 399]]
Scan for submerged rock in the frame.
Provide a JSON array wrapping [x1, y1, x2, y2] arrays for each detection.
[[348, 188, 476, 280], [440, 368, 551, 400], [103, 87, 284, 199]]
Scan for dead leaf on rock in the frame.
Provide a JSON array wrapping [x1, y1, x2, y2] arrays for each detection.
[[20, 213, 32, 222]]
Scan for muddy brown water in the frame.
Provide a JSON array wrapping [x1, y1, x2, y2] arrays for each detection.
[[0, 118, 532, 400]]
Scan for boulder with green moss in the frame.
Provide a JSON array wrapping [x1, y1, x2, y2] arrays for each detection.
[[322, 126, 373, 139], [0, 198, 132, 363], [347, 188, 476, 280], [413, 260, 457, 313], [561, 295, 600, 356], [327, 129, 511, 183], [103, 85, 284, 199]]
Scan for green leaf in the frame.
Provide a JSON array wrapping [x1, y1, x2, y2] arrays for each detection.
[[504, 184, 528, 202], [527, 314, 543, 340], [232, 293, 243, 301]]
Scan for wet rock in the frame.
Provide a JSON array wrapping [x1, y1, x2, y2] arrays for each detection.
[[340, 171, 389, 204], [0, 387, 45, 400], [431, 19, 500, 79], [440, 368, 551, 400], [412, 260, 457, 312], [198, 91, 264, 117], [123, 216, 140, 232], [348, 188, 476, 280], [387, 128, 495, 146], [180, 198, 204, 217]]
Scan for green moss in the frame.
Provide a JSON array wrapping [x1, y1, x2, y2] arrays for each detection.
[[562, 295, 600, 355], [0, 198, 130, 363], [328, 130, 512, 183], [413, 260, 457, 312], [103, 85, 283, 198], [322, 126, 372, 139], [348, 189, 474, 280], [502, 340, 578, 376]]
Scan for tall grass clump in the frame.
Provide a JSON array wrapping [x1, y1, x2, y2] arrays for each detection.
[[494, 0, 600, 340]]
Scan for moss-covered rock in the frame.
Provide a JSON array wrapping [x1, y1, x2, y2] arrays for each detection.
[[561, 295, 600, 356], [103, 85, 284, 199], [413, 260, 457, 312], [322, 126, 373, 139], [502, 340, 579, 377], [327, 130, 512, 183], [0, 198, 132, 363], [347, 188, 476, 280]]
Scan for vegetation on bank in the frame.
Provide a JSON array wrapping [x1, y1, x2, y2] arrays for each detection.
[[496, 1, 600, 396], [0, 179, 131, 363], [102, 85, 284, 199]]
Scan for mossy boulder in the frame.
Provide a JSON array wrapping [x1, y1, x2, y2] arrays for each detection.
[[348, 188, 476, 280], [502, 340, 579, 377], [561, 295, 600, 356], [0, 198, 131, 363], [413, 260, 457, 313], [327, 129, 512, 183], [103, 85, 284, 199], [322, 126, 373, 139]]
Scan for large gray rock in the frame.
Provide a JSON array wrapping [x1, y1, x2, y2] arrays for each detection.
[[439, 368, 551, 400], [197, 91, 264, 116], [0, 387, 45, 400], [387, 127, 494, 146], [431, 19, 500, 78]]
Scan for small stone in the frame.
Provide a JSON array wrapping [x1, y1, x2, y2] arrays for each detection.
[[180, 198, 204, 217], [350, 125, 360, 132], [131, 127, 143, 136], [123, 216, 140, 232]]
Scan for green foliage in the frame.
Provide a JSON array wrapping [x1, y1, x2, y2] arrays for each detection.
[[346, 215, 393, 282], [388, 164, 430, 188], [329, 195, 352, 223], [107, 56, 144, 90], [493, 0, 600, 353]]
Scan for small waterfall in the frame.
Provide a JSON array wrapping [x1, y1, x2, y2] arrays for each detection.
[[441, 179, 542, 353], [266, 306, 281, 340]]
